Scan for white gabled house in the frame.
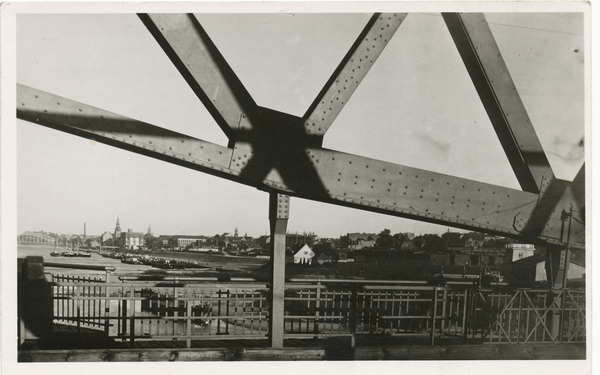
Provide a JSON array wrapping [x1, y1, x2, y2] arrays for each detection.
[[293, 244, 315, 265]]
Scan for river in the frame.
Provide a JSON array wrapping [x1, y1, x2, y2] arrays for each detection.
[[18, 244, 268, 281]]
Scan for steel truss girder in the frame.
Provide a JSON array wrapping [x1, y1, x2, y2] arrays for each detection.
[[443, 13, 555, 194], [303, 13, 407, 136], [17, 81, 584, 250], [138, 13, 258, 144]]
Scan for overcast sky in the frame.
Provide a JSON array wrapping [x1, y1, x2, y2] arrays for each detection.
[[16, 12, 584, 238]]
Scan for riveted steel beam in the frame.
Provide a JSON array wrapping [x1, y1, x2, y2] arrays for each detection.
[[139, 14, 258, 144], [303, 13, 407, 136], [305, 148, 583, 250], [267, 193, 289, 348], [17, 83, 584, 250], [443, 13, 555, 194], [17, 84, 234, 174], [17, 13, 584, 251]]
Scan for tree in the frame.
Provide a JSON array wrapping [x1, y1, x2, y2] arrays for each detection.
[[392, 233, 407, 249], [313, 241, 333, 254], [375, 229, 393, 249], [413, 234, 447, 253], [338, 235, 350, 249]]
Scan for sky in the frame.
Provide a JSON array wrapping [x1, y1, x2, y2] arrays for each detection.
[[16, 11, 585, 238]]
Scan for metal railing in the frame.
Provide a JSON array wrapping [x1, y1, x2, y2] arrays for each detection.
[[471, 288, 586, 344], [284, 282, 469, 344], [49, 279, 269, 347], [46, 275, 585, 347]]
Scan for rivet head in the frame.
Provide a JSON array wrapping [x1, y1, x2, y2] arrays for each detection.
[[129, 134, 132, 138]]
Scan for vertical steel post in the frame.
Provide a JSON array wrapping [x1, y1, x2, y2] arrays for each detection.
[[186, 288, 192, 348], [268, 193, 289, 348], [217, 290, 222, 335], [431, 287, 438, 345], [129, 285, 135, 348]]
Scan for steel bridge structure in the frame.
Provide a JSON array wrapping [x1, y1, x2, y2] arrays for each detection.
[[17, 232, 56, 245], [16, 13, 585, 350]]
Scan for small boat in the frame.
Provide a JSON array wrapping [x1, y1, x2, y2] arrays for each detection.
[[61, 251, 76, 257], [122, 257, 140, 264], [76, 251, 92, 258], [50, 251, 61, 257]]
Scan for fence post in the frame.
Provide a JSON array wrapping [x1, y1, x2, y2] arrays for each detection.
[[186, 288, 192, 348], [431, 287, 438, 345], [559, 290, 567, 343], [76, 284, 81, 334], [104, 291, 111, 335], [517, 290, 522, 344], [350, 285, 358, 346], [217, 290, 222, 335], [129, 285, 135, 348], [461, 289, 468, 340], [314, 281, 321, 335], [121, 289, 127, 338]]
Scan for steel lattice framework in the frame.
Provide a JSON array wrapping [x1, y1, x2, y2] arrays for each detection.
[[16, 11, 585, 348], [17, 13, 585, 250]]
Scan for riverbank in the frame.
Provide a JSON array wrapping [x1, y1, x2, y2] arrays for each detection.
[[18, 244, 268, 280]]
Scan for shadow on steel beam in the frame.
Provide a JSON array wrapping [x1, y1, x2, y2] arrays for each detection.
[[236, 106, 329, 197]]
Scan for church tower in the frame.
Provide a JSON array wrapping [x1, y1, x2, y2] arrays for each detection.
[[114, 217, 122, 240], [234, 226, 239, 238], [147, 223, 153, 236]]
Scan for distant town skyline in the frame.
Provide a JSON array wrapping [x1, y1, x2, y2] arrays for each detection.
[[19, 217, 451, 240], [16, 12, 584, 239]]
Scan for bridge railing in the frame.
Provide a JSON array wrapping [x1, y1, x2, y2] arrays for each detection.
[[472, 288, 586, 344], [284, 283, 469, 344], [18, 255, 584, 349]]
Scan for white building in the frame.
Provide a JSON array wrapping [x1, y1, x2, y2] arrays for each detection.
[[506, 243, 535, 262], [293, 244, 315, 265]]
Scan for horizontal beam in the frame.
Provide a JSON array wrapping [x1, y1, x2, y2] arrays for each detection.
[[303, 13, 407, 136], [443, 13, 555, 194], [139, 14, 258, 143], [18, 343, 586, 362], [17, 84, 584, 249]]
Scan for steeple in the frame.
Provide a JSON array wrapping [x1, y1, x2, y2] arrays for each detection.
[[234, 226, 238, 237], [147, 223, 153, 236], [114, 217, 122, 239]]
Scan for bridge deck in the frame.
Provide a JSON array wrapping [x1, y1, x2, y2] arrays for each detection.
[[18, 323, 585, 361]]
